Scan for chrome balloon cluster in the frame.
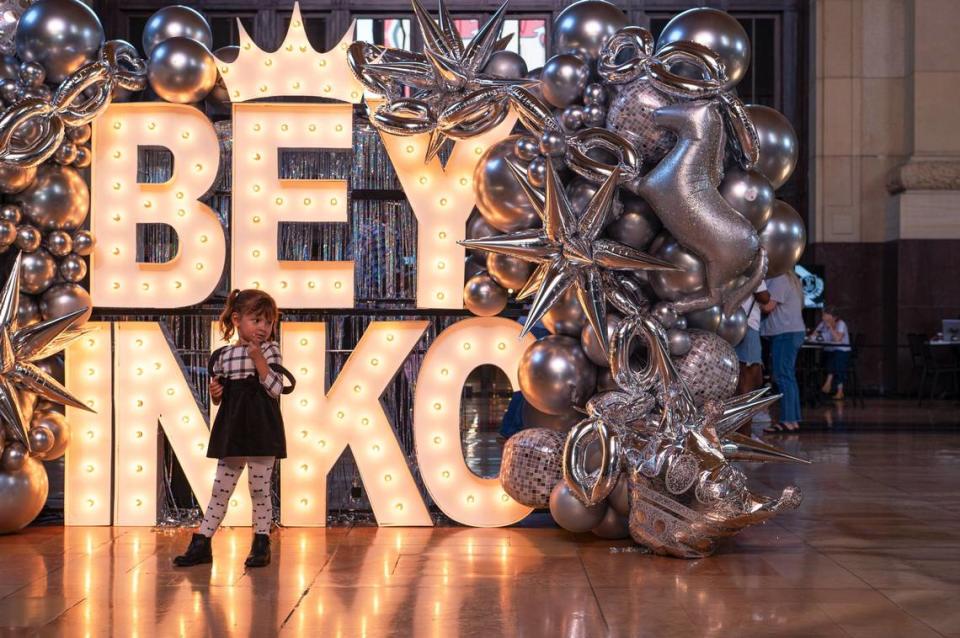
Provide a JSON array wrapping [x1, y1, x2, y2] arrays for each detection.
[[0, 253, 93, 533], [348, 0, 812, 553], [560, 315, 805, 558]]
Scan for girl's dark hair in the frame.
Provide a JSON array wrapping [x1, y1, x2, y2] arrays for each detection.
[[219, 289, 279, 341]]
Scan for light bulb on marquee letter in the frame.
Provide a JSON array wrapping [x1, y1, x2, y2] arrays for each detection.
[[90, 104, 225, 307], [374, 102, 517, 309], [232, 103, 354, 307], [414, 317, 536, 526], [280, 322, 432, 526], [64, 323, 113, 525]]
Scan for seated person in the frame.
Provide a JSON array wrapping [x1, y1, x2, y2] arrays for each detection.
[[812, 306, 851, 399]]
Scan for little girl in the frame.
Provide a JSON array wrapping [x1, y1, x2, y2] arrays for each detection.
[[174, 289, 294, 568]]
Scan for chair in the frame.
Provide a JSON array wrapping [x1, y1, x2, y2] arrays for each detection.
[[844, 333, 865, 407], [907, 333, 960, 405]]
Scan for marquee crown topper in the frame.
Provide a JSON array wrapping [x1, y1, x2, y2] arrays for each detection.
[[218, 3, 364, 103]]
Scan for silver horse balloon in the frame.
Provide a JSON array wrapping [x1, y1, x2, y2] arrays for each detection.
[[633, 100, 768, 316]]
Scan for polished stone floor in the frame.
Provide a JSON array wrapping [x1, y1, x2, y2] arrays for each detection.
[[1, 399, 959, 637]]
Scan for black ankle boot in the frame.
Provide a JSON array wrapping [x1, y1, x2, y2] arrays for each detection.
[[173, 533, 212, 567], [245, 533, 271, 568]]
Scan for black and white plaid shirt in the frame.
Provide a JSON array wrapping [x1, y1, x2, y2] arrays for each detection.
[[212, 341, 284, 399]]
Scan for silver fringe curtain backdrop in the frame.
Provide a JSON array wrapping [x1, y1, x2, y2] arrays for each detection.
[[98, 108, 504, 526]]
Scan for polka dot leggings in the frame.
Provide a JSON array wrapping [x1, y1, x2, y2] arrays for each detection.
[[199, 456, 275, 537]]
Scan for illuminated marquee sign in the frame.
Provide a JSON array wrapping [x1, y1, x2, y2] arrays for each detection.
[[70, 13, 532, 528]]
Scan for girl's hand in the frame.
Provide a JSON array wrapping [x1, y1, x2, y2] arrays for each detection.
[[240, 338, 264, 360], [210, 377, 223, 402]]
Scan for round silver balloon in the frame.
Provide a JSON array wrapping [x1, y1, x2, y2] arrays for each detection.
[[554, 0, 628, 65], [17, 165, 89, 231], [606, 79, 677, 164], [720, 167, 775, 230], [591, 506, 630, 539], [542, 287, 586, 336], [566, 178, 598, 214], [14, 0, 104, 83], [673, 330, 739, 406], [540, 53, 589, 108], [205, 45, 239, 115], [148, 37, 217, 104], [464, 254, 486, 281], [760, 200, 806, 278], [648, 234, 706, 301], [0, 203, 21, 224], [486, 253, 532, 291], [0, 79, 19, 104], [40, 282, 91, 325], [0, 220, 14, 249], [667, 327, 692, 356], [66, 124, 91, 144], [526, 155, 547, 189], [463, 273, 508, 317], [18, 60, 44, 86], [608, 473, 629, 516], [15, 224, 40, 252], [499, 428, 565, 508], [36, 355, 63, 383], [27, 424, 54, 457], [0, 163, 36, 194], [142, 5, 212, 55], [718, 309, 748, 346], [53, 140, 78, 166], [686, 305, 721, 332], [583, 82, 607, 106], [513, 136, 539, 162], [58, 252, 86, 282], [71, 229, 94, 256], [549, 480, 606, 533], [657, 7, 751, 90], [0, 441, 26, 472], [520, 401, 582, 433], [45, 229, 72, 257], [474, 135, 543, 232], [465, 208, 499, 257], [20, 248, 56, 294], [519, 335, 597, 415], [747, 104, 799, 189], [561, 105, 585, 131], [584, 104, 605, 126], [580, 311, 622, 367], [651, 301, 678, 329], [483, 50, 527, 79], [0, 455, 48, 533], [674, 316, 688, 331], [72, 146, 91, 169], [31, 410, 68, 461], [606, 194, 660, 251], [539, 130, 566, 157], [16, 293, 40, 327]]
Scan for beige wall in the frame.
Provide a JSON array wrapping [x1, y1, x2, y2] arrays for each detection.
[[814, 0, 960, 243]]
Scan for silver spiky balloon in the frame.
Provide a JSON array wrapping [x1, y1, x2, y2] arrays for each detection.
[[0, 252, 94, 450], [460, 160, 678, 359]]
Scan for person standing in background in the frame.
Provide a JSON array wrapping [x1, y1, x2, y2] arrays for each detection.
[[813, 306, 851, 400], [734, 281, 771, 434], [760, 272, 806, 434]]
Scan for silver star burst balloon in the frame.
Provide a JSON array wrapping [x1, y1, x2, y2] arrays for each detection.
[[348, 0, 533, 161], [0, 253, 94, 450], [460, 160, 679, 357]]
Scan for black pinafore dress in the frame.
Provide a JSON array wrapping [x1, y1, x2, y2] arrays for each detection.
[[206, 346, 296, 459]]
